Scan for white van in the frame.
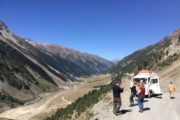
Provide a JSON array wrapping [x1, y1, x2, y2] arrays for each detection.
[[133, 70, 162, 98]]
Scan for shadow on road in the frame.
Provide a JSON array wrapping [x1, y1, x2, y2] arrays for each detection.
[[133, 103, 138, 106], [170, 97, 175, 99], [154, 96, 162, 99], [119, 109, 132, 115], [153, 94, 163, 99], [143, 107, 151, 111]]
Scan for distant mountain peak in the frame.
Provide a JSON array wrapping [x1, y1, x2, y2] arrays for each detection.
[[0, 20, 9, 32], [171, 28, 180, 36], [112, 58, 121, 64], [25, 39, 48, 47]]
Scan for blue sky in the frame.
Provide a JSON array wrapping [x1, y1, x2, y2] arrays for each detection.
[[0, 0, 180, 60]]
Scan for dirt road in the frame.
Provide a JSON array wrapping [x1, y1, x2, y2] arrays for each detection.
[[91, 91, 180, 120], [0, 90, 66, 120]]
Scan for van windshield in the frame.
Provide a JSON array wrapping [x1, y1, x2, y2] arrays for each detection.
[[134, 78, 147, 84]]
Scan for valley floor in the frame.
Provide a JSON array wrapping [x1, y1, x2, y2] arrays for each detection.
[[0, 74, 111, 120]]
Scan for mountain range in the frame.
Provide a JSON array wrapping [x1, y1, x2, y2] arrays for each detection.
[[0, 21, 113, 108]]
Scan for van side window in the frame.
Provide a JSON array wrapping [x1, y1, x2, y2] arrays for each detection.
[[151, 79, 158, 84]]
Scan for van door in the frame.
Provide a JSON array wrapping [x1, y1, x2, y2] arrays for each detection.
[[149, 78, 161, 94]]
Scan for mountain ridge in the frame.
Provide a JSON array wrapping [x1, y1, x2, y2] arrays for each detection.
[[110, 28, 180, 82]]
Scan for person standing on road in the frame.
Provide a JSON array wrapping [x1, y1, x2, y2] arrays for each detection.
[[112, 80, 124, 116], [168, 81, 176, 99], [129, 81, 137, 107], [137, 81, 145, 113]]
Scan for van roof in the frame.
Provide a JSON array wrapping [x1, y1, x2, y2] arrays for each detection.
[[139, 70, 152, 73], [134, 70, 159, 78]]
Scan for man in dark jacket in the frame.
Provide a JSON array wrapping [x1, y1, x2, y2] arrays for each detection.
[[113, 80, 124, 116]]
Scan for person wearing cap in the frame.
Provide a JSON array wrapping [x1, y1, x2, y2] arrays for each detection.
[[112, 80, 124, 116], [137, 80, 145, 113]]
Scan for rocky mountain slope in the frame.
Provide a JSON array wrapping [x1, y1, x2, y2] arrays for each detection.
[[110, 28, 180, 76], [0, 21, 113, 108]]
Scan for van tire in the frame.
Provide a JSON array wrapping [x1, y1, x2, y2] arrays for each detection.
[[148, 90, 152, 98]]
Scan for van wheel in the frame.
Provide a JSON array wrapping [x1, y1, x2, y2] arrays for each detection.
[[148, 91, 152, 98]]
